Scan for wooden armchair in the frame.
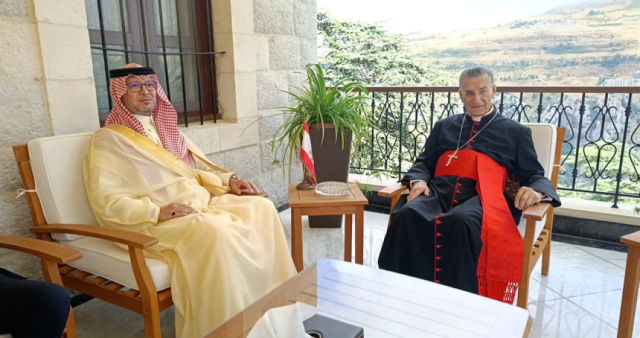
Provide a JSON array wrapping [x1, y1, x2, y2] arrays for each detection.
[[378, 124, 565, 310], [14, 134, 169, 338], [617, 231, 640, 338], [0, 236, 83, 338], [14, 133, 269, 338]]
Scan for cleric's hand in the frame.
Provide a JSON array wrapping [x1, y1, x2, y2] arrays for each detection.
[[514, 186, 543, 210], [407, 180, 430, 202]]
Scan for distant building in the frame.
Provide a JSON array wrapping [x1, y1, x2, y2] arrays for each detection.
[[602, 78, 640, 86], [602, 69, 640, 86]]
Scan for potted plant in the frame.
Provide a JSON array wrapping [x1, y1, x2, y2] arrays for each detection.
[[272, 64, 373, 228]]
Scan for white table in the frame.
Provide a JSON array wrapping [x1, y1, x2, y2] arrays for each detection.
[[209, 259, 531, 338]]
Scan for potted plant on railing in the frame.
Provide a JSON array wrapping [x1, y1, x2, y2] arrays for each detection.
[[272, 64, 373, 228]]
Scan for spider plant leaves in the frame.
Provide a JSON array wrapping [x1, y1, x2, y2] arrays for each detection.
[[272, 64, 375, 177]]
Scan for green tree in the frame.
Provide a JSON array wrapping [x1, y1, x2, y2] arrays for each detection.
[[317, 12, 451, 178], [317, 11, 444, 86], [317, 11, 449, 180]]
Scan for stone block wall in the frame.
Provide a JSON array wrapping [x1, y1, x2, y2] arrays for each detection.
[[0, 0, 99, 278], [211, 0, 317, 206]]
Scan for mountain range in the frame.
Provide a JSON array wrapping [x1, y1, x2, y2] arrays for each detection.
[[411, 0, 640, 86]]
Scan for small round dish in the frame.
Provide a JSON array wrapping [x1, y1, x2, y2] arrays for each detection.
[[315, 181, 350, 196]]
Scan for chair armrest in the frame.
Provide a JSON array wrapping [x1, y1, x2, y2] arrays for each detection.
[[523, 203, 551, 221], [378, 182, 407, 198], [31, 224, 158, 249], [621, 231, 640, 247], [237, 190, 269, 198], [0, 236, 83, 264]]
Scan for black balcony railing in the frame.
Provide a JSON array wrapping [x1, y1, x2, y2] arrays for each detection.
[[350, 86, 640, 208]]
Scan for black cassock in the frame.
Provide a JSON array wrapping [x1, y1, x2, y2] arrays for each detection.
[[378, 109, 561, 300]]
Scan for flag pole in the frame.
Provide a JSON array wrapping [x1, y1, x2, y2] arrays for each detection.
[[296, 166, 316, 190]]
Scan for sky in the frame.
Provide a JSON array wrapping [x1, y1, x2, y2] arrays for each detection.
[[317, 0, 590, 35]]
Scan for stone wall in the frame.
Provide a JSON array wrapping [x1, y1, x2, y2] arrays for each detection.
[[0, 0, 317, 279], [210, 0, 317, 205], [0, 0, 99, 278]]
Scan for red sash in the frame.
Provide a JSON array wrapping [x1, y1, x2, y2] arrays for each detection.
[[434, 149, 523, 304]]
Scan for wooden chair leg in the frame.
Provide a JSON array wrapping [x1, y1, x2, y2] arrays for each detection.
[[64, 307, 77, 338], [541, 240, 551, 276], [387, 194, 401, 228], [523, 316, 532, 338], [618, 246, 640, 338], [142, 301, 162, 338], [541, 210, 555, 276], [517, 263, 531, 309], [518, 219, 536, 309], [41, 259, 78, 338], [130, 248, 162, 338]]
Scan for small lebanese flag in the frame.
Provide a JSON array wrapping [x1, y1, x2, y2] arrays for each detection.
[[300, 121, 317, 184]]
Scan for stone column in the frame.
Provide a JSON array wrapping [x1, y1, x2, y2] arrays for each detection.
[[209, 0, 317, 205], [0, 0, 98, 278]]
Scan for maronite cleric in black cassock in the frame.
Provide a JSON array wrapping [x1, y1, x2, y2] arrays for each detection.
[[378, 67, 561, 304]]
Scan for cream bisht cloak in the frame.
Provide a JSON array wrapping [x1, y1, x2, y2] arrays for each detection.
[[83, 125, 296, 338]]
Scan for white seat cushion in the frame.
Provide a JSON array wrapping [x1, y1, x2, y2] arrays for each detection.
[[62, 237, 171, 291], [28, 133, 97, 241], [517, 216, 547, 241]]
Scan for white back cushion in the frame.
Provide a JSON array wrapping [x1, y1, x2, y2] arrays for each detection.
[[28, 133, 98, 240], [28, 134, 172, 291], [523, 123, 556, 179], [517, 124, 556, 239]]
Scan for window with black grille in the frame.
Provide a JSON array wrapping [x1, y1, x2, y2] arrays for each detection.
[[85, 0, 221, 126]]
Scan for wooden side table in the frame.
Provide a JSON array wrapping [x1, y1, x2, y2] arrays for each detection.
[[618, 231, 640, 338], [287, 183, 368, 272]]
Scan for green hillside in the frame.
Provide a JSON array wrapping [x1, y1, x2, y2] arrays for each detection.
[[410, 0, 640, 85]]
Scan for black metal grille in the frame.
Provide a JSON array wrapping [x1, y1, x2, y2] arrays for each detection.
[[86, 0, 223, 126], [351, 86, 640, 207]]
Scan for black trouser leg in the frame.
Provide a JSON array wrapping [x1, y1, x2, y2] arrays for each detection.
[[0, 273, 70, 338]]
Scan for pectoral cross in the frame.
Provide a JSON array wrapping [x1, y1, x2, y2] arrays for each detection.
[[446, 150, 459, 166]]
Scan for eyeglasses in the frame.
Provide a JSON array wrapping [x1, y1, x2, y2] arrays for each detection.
[[128, 81, 158, 93]]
